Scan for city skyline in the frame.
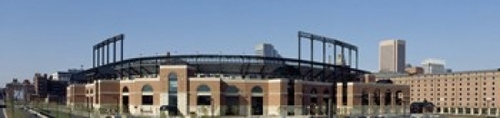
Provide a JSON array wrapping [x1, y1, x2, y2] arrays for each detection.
[[2, 1, 500, 87]]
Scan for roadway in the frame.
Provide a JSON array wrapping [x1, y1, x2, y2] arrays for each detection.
[[0, 99, 39, 118], [0, 99, 5, 118]]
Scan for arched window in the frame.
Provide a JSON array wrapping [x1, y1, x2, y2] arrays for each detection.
[[142, 84, 154, 93], [225, 86, 239, 95], [197, 84, 211, 105], [225, 86, 240, 115], [122, 86, 130, 112], [251, 86, 264, 115], [168, 73, 178, 92], [142, 84, 154, 105], [122, 87, 129, 95], [197, 84, 211, 93], [123, 87, 129, 93], [251, 86, 263, 93], [168, 73, 178, 106], [251, 86, 263, 96]]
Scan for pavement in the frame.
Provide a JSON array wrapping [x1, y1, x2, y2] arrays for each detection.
[[0, 100, 5, 118], [0, 99, 43, 118]]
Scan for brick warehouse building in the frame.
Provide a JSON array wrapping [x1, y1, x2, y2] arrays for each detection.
[[388, 69, 500, 117], [65, 32, 410, 117]]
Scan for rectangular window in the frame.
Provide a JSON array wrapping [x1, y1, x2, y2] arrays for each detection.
[[169, 95, 177, 106], [169, 81, 178, 93], [142, 95, 153, 105], [197, 96, 211, 105]]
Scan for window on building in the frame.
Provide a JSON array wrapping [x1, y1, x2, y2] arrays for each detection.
[[142, 84, 154, 105], [197, 84, 212, 105], [197, 96, 211, 105], [168, 73, 178, 106], [142, 96, 153, 105]]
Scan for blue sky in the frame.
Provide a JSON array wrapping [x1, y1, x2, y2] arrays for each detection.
[[1, 1, 500, 86]]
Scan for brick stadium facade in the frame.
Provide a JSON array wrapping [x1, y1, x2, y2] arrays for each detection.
[[67, 64, 409, 117]]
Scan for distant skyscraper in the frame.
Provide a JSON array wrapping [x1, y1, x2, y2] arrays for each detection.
[[421, 58, 446, 74], [379, 39, 406, 73], [255, 43, 281, 58]]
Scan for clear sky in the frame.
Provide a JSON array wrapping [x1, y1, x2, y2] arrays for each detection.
[[2, 1, 500, 87]]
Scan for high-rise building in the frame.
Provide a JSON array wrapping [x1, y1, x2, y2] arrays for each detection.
[[421, 58, 446, 74], [379, 39, 406, 73], [255, 43, 281, 58]]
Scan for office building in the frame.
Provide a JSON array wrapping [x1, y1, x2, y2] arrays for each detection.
[[255, 43, 281, 58], [379, 39, 406, 73], [422, 58, 446, 74]]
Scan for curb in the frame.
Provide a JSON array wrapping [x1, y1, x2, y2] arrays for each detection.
[[26, 107, 49, 118]]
